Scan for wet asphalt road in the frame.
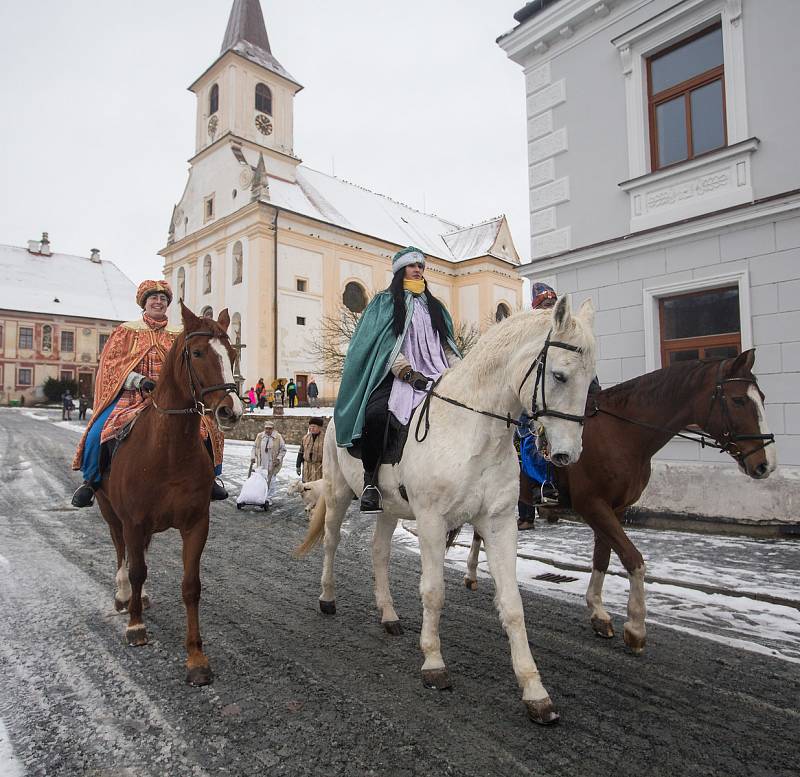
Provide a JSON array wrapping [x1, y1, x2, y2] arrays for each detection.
[[0, 409, 797, 777]]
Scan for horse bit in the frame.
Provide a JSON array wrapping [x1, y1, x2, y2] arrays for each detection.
[[415, 330, 585, 442], [150, 330, 238, 416]]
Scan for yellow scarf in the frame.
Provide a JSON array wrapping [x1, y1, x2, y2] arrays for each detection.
[[403, 278, 425, 295]]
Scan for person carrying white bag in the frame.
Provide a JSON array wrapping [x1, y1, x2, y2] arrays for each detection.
[[237, 420, 287, 509]]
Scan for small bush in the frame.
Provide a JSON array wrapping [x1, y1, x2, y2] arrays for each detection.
[[42, 377, 79, 403]]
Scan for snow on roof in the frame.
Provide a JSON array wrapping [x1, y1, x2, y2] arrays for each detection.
[[267, 166, 516, 264], [0, 245, 141, 321], [442, 217, 505, 262]]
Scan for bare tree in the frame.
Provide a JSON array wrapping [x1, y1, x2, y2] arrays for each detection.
[[306, 305, 362, 381], [452, 319, 481, 356]]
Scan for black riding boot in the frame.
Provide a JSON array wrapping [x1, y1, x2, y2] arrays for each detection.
[[211, 478, 228, 501], [360, 471, 383, 514], [71, 481, 95, 508]]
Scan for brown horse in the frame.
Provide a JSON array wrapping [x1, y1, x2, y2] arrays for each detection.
[[464, 350, 776, 654], [95, 303, 243, 685]]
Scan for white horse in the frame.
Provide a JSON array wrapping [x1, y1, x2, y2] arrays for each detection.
[[296, 296, 596, 725]]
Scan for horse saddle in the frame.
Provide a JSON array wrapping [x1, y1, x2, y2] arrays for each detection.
[[346, 411, 411, 467]]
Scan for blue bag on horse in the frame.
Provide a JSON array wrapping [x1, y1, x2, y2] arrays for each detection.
[[520, 434, 550, 485]]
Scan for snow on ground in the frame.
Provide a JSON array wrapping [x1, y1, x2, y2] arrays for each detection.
[[15, 406, 800, 664], [0, 718, 24, 777], [242, 406, 334, 417]]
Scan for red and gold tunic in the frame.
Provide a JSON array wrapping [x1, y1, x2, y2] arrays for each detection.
[[72, 314, 224, 470]]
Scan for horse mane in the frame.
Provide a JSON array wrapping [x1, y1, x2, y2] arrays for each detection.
[[599, 358, 724, 409], [454, 309, 596, 392]]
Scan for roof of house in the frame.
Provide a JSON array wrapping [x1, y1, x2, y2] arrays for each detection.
[[0, 245, 140, 321], [264, 166, 518, 265]]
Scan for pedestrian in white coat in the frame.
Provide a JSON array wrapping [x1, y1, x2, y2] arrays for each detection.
[[250, 420, 286, 503]]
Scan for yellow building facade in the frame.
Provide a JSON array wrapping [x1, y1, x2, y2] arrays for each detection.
[[160, 0, 522, 403]]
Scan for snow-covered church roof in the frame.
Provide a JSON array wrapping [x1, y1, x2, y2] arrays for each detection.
[[267, 166, 519, 265], [0, 244, 140, 321]]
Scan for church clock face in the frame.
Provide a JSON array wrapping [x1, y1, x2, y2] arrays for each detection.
[[255, 113, 273, 135]]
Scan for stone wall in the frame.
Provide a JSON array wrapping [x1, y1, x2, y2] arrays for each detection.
[[224, 414, 329, 445]]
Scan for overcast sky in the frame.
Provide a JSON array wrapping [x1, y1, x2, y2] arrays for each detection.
[[0, 0, 530, 286]]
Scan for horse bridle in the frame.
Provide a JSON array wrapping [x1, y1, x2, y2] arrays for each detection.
[[415, 329, 586, 442], [151, 330, 238, 416]]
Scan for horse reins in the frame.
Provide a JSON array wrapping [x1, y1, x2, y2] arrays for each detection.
[[415, 330, 586, 442], [150, 330, 238, 417], [587, 363, 775, 465]]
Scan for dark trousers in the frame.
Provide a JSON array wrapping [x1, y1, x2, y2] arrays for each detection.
[[288, 394, 297, 408], [361, 373, 393, 477]]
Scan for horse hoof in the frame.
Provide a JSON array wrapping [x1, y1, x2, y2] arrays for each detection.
[[525, 698, 560, 726], [591, 617, 614, 639], [383, 620, 403, 636], [125, 626, 148, 647], [421, 668, 452, 691], [186, 665, 214, 687], [319, 600, 336, 615], [114, 598, 128, 613], [623, 626, 646, 655], [464, 578, 478, 591]]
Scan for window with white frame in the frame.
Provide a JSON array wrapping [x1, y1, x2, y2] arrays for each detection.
[[17, 367, 32, 386], [18, 326, 33, 350], [61, 330, 75, 352]]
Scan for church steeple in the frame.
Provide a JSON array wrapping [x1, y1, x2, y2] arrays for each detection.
[[221, 0, 271, 54]]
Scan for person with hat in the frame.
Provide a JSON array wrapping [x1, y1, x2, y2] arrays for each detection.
[[250, 420, 286, 505], [71, 280, 228, 507], [531, 282, 558, 311], [296, 417, 325, 482], [334, 246, 461, 513]]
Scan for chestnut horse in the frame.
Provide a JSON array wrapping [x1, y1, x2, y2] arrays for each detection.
[[95, 303, 243, 685], [464, 350, 776, 654]]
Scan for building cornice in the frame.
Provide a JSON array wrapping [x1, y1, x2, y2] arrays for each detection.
[[186, 132, 301, 167], [188, 49, 303, 94]]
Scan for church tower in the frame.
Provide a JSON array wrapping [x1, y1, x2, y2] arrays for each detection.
[[188, 0, 303, 180]]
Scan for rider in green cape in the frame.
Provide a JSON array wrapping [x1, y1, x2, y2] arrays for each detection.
[[334, 247, 462, 513]]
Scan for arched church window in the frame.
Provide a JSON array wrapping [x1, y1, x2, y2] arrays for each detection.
[[495, 303, 511, 322], [209, 84, 219, 115], [255, 83, 272, 115], [42, 325, 52, 351], [232, 241, 243, 285], [177, 267, 186, 301], [201, 306, 214, 319], [203, 255, 212, 295], [342, 281, 368, 314]]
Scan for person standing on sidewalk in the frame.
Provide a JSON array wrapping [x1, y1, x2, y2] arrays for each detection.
[[296, 417, 325, 482], [307, 377, 319, 408], [78, 393, 89, 421], [286, 379, 297, 408]]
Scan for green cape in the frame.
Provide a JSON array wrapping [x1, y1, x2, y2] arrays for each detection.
[[334, 290, 460, 447]]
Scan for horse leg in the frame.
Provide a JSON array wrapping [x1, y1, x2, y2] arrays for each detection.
[[122, 524, 148, 647], [586, 533, 614, 638], [372, 513, 402, 635], [319, 488, 349, 615], [181, 518, 212, 686], [417, 518, 451, 690], [463, 531, 482, 591], [478, 517, 559, 725]]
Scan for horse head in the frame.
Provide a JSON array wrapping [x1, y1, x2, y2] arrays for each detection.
[[180, 302, 244, 430], [526, 296, 596, 468], [702, 349, 776, 479]]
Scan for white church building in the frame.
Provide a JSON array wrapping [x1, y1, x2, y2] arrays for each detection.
[[500, 0, 799, 528]]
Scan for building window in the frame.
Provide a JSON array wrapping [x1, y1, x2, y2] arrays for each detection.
[[17, 367, 32, 386], [60, 369, 74, 382], [203, 255, 212, 294], [209, 83, 219, 115], [18, 326, 33, 350], [201, 306, 214, 319], [648, 24, 725, 171], [296, 316, 306, 326], [204, 195, 215, 222], [61, 330, 75, 352], [296, 278, 307, 292], [99, 333, 110, 353], [177, 267, 186, 301], [495, 303, 511, 322], [42, 325, 53, 351], [342, 281, 367, 314], [255, 83, 272, 114], [659, 286, 740, 366], [232, 241, 243, 285]]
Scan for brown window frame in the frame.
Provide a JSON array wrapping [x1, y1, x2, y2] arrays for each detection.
[[60, 329, 75, 352], [60, 368, 75, 382], [658, 286, 741, 367], [18, 326, 33, 350], [647, 23, 727, 172]]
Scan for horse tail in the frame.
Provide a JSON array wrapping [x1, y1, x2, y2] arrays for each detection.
[[445, 525, 463, 548], [293, 491, 327, 558]]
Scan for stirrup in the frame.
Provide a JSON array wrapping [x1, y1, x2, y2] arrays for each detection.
[[211, 477, 228, 501], [537, 480, 559, 505], [360, 484, 383, 514]]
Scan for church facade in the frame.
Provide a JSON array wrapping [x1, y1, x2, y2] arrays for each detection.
[[160, 0, 523, 403]]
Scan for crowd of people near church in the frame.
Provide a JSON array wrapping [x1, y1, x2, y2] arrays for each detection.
[[243, 376, 318, 412]]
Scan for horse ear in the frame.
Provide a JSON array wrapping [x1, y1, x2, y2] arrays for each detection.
[[217, 308, 230, 331], [551, 295, 571, 332], [729, 348, 756, 375], [577, 297, 595, 328], [180, 301, 201, 330]]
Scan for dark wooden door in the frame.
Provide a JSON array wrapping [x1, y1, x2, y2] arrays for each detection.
[[295, 374, 308, 406]]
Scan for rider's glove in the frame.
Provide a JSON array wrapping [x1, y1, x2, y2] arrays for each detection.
[[140, 379, 156, 394], [401, 368, 432, 391]]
